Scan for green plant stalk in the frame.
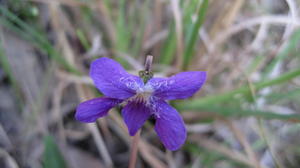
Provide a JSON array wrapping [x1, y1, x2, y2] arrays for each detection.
[[160, 0, 200, 66], [160, 26, 176, 65], [176, 68, 300, 110], [131, 0, 149, 58], [265, 88, 300, 103], [115, 0, 129, 52], [76, 29, 90, 51], [192, 105, 300, 121], [43, 136, 67, 168], [0, 38, 24, 109], [182, 0, 208, 70]]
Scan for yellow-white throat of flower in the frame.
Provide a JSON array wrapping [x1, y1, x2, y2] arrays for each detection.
[[123, 84, 154, 107]]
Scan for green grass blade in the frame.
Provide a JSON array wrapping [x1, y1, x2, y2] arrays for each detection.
[[182, 0, 208, 70], [262, 28, 300, 79], [265, 88, 300, 104], [76, 29, 90, 51], [43, 136, 67, 168], [131, 0, 150, 58], [115, 0, 129, 52], [0, 38, 17, 88], [245, 55, 265, 75], [160, 26, 176, 65], [189, 105, 300, 121], [160, 0, 201, 66], [176, 67, 300, 109], [0, 37, 24, 109]]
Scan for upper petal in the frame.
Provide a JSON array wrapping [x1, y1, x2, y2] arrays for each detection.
[[75, 97, 122, 123], [147, 71, 206, 100], [90, 57, 143, 99], [122, 101, 152, 136], [153, 100, 186, 151]]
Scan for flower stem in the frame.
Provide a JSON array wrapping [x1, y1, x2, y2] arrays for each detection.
[[128, 55, 153, 167], [128, 130, 141, 168]]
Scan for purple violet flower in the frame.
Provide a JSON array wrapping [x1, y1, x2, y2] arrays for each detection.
[[75, 57, 206, 151]]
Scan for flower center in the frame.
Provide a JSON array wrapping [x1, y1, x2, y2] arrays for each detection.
[[135, 84, 154, 103], [134, 91, 152, 104], [122, 84, 154, 107]]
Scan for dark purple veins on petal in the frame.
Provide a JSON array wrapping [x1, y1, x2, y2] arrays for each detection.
[[122, 100, 152, 136], [153, 100, 187, 151], [75, 97, 122, 123]]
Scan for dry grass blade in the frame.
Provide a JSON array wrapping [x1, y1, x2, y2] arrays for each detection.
[[87, 123, 113, 168], [108, 112, 167, 168], [212, 15, 300, 50], [143, 30, 168, 51], [28, 0, 91, 7], [96, 0, 116, 44], [2, 0, 300, 167], [283, 0, 299, 39], [0, 123, 12, 150], [51, 80, 69, 145], [0, 148, 19, 168], [166, 150, 176, 168], [48, 3, 114, 167], [138, 141, 167, 168], [223, 119, 262, 168], [57, 71, 93, 85], [189, 134, 267, 168]]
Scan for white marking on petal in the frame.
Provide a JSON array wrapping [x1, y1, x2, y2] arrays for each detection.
[[121, 83, 156, 109], [119, 77, 141, 90], [150, 79, 176, 90]]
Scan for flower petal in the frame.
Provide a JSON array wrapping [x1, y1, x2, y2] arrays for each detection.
[[90, 57, 143, 99], [75, 97, 122, 123], [122, 101, 152, 136], [147, 71, 206, 100], [153, 100, 186, 151]]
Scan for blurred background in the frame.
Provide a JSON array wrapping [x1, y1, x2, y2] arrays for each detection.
[[1, 0, 300, 167]]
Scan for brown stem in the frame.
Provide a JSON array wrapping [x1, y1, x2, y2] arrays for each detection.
[[128, 130, 141, 168]]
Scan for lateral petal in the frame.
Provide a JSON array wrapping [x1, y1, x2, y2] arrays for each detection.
[[75, 97, 122, 123]]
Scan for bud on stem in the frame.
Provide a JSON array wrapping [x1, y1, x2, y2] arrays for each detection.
[[139, 55, 154, 84]]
